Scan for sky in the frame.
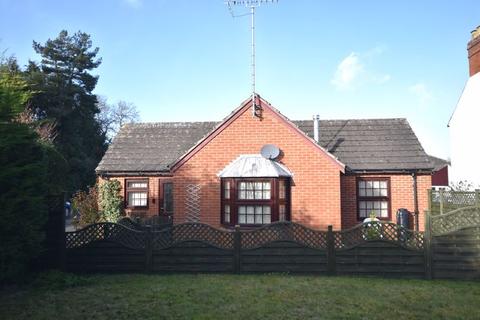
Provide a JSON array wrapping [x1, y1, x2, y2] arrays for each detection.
[[1, 0, 479, 159]]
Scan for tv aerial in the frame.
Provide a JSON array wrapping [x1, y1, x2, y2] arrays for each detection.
[[225, 0, 278, 118]]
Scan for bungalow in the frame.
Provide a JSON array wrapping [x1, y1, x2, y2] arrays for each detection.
[[96, 96, 434, 231]]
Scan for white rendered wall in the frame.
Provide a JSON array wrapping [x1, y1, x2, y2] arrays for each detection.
[[449, 73, 480, 187]]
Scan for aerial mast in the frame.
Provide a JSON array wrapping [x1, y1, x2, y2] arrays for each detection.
[[225, 0, 278, 117]]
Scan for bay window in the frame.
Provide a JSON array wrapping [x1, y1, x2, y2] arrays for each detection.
[[221, 178, 290, 226]]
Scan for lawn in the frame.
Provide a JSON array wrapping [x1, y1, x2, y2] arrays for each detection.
[[1, 273, 479, 320]]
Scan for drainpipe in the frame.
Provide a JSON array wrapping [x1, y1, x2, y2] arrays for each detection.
[[412, 172, 419, 231], [313, 115, 320, 143]]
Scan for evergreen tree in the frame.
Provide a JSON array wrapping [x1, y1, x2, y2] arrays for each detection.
[[26, 30, 107, 194]]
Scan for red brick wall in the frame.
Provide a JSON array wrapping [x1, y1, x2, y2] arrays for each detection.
[[99, 176, 172, 218], [341, 174, 431, 231], [468, 36, 480, 77], [173, 103, 343, 229]]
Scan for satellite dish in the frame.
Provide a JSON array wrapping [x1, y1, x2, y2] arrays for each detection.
[[260, 144, 280, 160]]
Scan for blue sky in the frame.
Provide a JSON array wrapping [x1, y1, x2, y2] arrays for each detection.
[[1, 0, 479, 159]]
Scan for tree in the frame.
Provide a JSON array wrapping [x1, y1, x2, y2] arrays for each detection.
[[25, 30, 107, 194], [96, 96, 140, 141], [0, 64, 58, 283]]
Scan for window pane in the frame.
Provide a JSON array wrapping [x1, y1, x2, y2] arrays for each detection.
[[255, 190, 262, 199], [263, 182, 271, 190], [239, 191, 246, 200], [359, 181, 366, 189], [255, 214, 262, 224], [380, 188, 388, 197], [366, 189, 373, 197], [239, 214, 246, 224], [246, 190, 254, 199], [224, 205, 230, 223], [128, 181, 147, 188], [247, 206, 254, 214], [263, 190, 271, 199], [263, 214, 271, 224], [239, 206, 246, 214], [224, 181, 230, 199], [279, 205, 286, 221], [128, 192, 147, 206], [380, 181, 387, 189], [359, 188, 366, 197], [247, 214, 254, 224], [255, 182, 262, 189], [279, 180, 286, 199]]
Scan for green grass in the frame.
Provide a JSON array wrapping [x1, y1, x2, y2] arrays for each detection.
[[1, 273, 479, 320]]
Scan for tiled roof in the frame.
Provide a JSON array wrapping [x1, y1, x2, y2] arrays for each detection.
[[294, 118, 433, 171], [96, 118, 434, 174]]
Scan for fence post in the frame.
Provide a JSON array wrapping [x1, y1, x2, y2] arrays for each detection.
[[439, 189, 444, 215], [233, 225, 241, 274], [144, 226, 153, 273], [424, 211, 433, 280], [327, 225, 336, 276], [476, 189, 480, 207], [427, 189, 432, 212]]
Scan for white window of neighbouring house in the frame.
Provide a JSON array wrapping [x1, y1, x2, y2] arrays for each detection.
[[126, 179, 148, 208], [357, 178, 390, 220]]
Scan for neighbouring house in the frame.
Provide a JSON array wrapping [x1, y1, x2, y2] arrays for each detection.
[[96, 95, 434, 231], [428, 155, 450, 189], [449, 25, 480, 186]]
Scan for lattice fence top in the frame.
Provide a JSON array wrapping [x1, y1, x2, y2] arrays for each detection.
[[65, 223, 146, 250], [430, 190, 479, 215], [241, 222, 328, 250], [66, 221, 425, 252], [335, 221, 424, 251], [153, 223, 234, 250], [431, 206, 480, 236]]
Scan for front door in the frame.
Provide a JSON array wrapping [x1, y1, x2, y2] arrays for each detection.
[[159, 181, 173, 224]]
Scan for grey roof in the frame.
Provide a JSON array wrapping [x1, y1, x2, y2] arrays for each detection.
[[427, 155, 450, 172], [96, 118, 434, 174], [294, 118, 433, 171], [96, 122, 217, 173]]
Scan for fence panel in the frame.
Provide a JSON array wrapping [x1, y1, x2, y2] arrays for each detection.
[[151, 223, 234, 273], [334, 222, 425, 278], [239, 222, 329, 273], [429, 207, 480, 279], [65, 223, 146, 273]]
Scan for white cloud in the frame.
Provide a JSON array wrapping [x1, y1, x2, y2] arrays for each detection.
[[409, 83, 433, 108], [331, 48, 391, 90], [124, 0, 142, 8], [331, 53, 364, 90]]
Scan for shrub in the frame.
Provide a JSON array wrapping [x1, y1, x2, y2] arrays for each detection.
[[98, 179, 124, 222], [71, 185, 100, 228]]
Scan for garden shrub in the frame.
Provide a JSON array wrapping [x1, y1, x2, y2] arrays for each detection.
[[98, 179, 124, 222], [72, 185, 100, 228]]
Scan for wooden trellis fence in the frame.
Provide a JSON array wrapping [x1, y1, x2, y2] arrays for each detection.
[[65, 220, 427, 278]]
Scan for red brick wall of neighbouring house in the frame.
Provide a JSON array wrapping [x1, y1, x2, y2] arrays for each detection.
[[98, 176, 172, 218], [341, 174, 431, 231], [468, 33, 480, 77], [431, 166, 449, 187], [173, 103, 343, 230]]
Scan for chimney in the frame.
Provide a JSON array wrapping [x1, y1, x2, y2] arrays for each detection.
[[313, 115, 320, 143], [468, 25, 480, 77]]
